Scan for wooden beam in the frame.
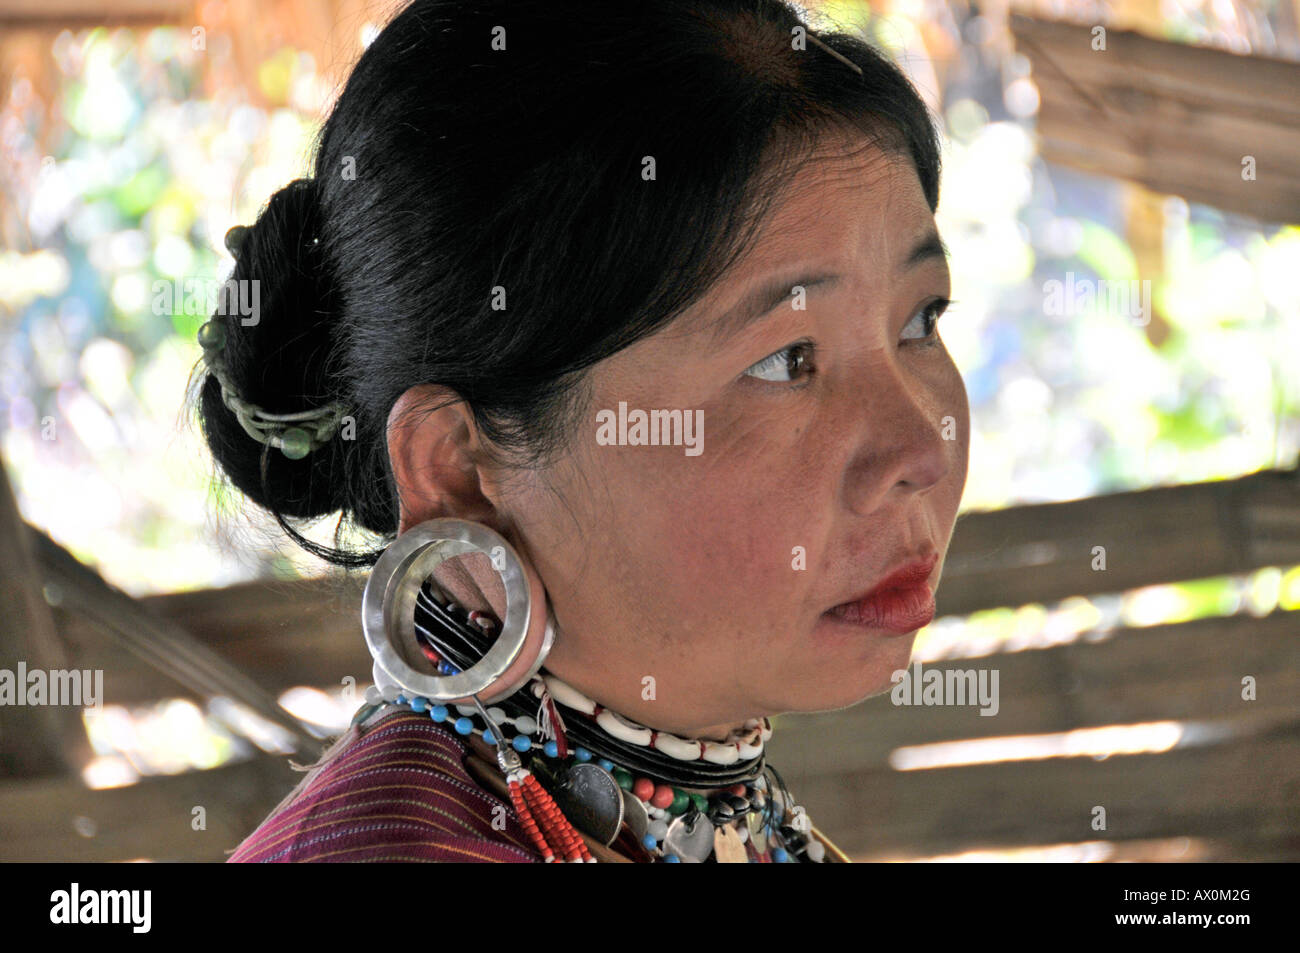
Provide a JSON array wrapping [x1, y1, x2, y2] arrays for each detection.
[[0, 461, 87, 778], [0, 0, 189, 24], [767, 608, 1300, 771], [937, 466, 1300, 617], [1010, 15, 1300, 223], [0, 750, 299, 862], [1122, 181, 1173, 349], [51, 570, 370, 706], [31, 531, 324, 758], [790, 721, 1300, 858]]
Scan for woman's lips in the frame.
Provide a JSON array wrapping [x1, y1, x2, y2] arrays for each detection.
[[823, 552, 939, 634], [824, 583, 935, 633]]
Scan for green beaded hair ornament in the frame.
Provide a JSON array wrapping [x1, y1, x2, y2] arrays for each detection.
[[196, 225, 350, 461]]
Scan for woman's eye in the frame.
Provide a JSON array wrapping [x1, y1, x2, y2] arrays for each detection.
[[741, 299, 950, 384], [900, 297, 951, 341], [742, 341, 815, 384]]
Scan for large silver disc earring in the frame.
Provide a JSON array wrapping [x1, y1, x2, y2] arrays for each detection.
[[362, 518, 555, 705]]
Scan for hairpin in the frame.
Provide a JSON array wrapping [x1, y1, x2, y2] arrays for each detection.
[[196, 226, 351, 460], [806, 31, 864, 76]]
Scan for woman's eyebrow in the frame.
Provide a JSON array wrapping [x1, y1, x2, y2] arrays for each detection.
[[699, 271, 841, 346], [904, 229, 949, 270], [698, 229, 949, 346]]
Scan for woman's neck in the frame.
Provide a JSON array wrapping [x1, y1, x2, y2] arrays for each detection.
[[542, 665, 757, 744], [422, 567, 758, 746]]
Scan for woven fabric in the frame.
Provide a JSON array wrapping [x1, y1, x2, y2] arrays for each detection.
[[228, 707, 541, 863]]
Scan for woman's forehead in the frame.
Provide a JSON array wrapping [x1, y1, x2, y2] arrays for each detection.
[[671, 151, 936, 341]]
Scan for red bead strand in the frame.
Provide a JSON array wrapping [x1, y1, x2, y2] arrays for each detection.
[[522, 773, 593, 863], [508, 779, 554, 863], [521, 773, 575, 862]]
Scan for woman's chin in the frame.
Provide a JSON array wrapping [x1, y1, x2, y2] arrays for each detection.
[[776, 656, 917, 714], [791, 622, 919, 709]]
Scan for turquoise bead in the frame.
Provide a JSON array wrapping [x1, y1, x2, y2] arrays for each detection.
[[408, 696, 427, 712], [543, 741, 559, 758], [454, 717, 473, 735], [430, 705, 448, 722], [196, 320, 226, 350], [642, 834, 658, 850], [511, 735, 531, 753], [279, 427, 312, 460], [224, 225, 249, 256], [483, 730, 495, 745], [573, 747, 592, 762], [663, 854, 680, 863], [597, 758, 615, 772], [772, 847, 789, 863]]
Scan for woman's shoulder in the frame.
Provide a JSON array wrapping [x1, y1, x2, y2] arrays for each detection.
[[227, 706, 541, 862]]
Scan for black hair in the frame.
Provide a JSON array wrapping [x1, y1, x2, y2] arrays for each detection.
[[189, 0, 942, 569]]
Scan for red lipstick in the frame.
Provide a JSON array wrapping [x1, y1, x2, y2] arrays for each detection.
[[826, 552, 939, 633]]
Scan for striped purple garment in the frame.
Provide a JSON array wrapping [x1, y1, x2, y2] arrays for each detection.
[[228, 707, 542, 862]]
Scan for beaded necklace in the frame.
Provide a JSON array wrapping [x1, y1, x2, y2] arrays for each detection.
[[355, 580, 833, 863]]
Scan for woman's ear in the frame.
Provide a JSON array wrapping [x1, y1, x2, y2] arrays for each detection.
[[386, 383, 503, 536]]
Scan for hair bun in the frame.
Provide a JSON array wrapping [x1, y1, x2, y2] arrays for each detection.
[[231, 178, 321, 264], [196, 176, 353, 535]]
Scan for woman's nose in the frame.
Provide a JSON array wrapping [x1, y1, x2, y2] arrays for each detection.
[[840, 360, 954, 514]]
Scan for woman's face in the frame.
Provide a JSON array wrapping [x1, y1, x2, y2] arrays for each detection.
[[406, 134, 969, 738]]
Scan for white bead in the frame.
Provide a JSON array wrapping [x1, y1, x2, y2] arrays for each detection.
[[543, 675, 596, 714], [486, 706, 507, 725], [805, 839, 826, 863], [648, 819, 668, 841], [455, 704, 477, 716], [701, 741, 740, 765], [363, 685, 382, 705], [596, 709, 652, 746], [654, 731, 704, 761], [737, 823, 749, 844], [514, 715, 537, 735]]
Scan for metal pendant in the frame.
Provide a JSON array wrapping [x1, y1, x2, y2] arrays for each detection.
[[713, 823, 748, 863], [664, 810, 715, 863], [620, 786, 649, 842], [747, 809, 768, 853], [551, 763, 624, 846]]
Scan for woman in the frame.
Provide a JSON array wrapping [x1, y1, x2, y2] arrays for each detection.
[[195, 0, 968, 862]]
